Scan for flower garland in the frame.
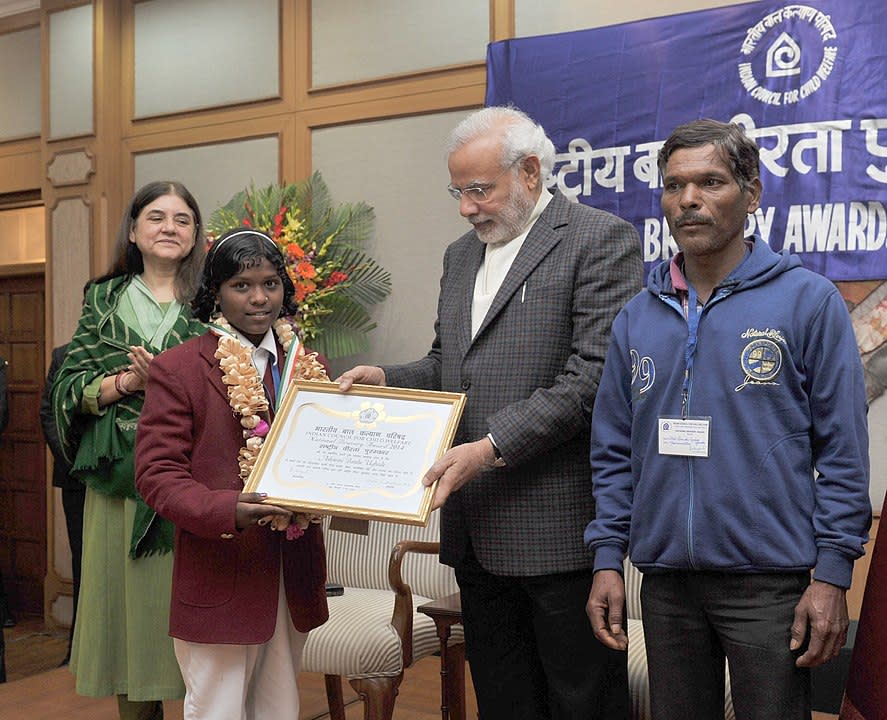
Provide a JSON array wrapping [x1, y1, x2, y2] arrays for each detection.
[[211, 314, 328, 540]]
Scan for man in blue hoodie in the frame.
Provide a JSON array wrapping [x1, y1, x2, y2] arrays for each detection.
[[584, 118, 870, 720]]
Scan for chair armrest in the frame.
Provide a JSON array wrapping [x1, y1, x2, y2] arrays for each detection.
[[387, 539, 440, 667]]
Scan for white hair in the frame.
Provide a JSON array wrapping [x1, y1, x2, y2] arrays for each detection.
[[445, 106, 556, 179]]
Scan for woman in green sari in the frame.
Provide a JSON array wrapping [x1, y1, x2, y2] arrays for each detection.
[[52, 181, 207, 720]]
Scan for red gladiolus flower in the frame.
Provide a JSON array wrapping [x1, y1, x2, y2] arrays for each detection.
[[273, 205, 286, 238], [325, 270, 349, 287]]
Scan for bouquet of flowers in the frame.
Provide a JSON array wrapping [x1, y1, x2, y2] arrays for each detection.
[[206, 172, 391, 358]]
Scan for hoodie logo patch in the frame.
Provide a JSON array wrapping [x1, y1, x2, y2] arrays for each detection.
[[736, 338, 783, 391]]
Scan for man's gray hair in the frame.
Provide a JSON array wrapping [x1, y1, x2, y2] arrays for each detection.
[[446, 106, 556, 179]]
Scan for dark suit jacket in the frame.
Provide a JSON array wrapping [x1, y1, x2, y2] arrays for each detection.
[[136, 332, 328, 643], [384, 191, 642, 576], [0, 355, 8, 434], [40, 344, 82, 490]]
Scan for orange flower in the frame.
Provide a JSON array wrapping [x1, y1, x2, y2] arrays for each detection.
[[287, 244, 305, 261], [294, 279, 317, 302], [296, 261, 317, 279]]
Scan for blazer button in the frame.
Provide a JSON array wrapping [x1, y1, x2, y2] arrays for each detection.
[[461, 380, 471, 390], [220, 533, 234, 540]]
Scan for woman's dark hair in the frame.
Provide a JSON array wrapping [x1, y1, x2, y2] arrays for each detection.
[[657, 118, 761, 193], [91, 180, 206, 303], [191, 227, 297, 322]]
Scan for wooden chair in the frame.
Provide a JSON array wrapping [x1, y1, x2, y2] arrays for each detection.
[[302, 511, 463, 720]]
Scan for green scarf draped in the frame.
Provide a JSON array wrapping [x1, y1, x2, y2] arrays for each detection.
[[51, 274, 206, 558]]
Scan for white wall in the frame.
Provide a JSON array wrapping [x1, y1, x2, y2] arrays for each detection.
[[514, 0, 751, 36], [312, 111, 473, 377]]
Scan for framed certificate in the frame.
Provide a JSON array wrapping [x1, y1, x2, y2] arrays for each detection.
[[244, 380, 467, 525]]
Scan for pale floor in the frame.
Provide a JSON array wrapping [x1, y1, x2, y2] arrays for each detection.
[[0, 617, 838, 720], [0, 616, 475, 720]]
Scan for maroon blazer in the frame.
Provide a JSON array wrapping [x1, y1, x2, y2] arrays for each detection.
[[136, 332, 328, 644]]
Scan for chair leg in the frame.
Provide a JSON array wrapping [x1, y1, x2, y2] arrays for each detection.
[[324, 674, 347, 720], [348, 675, 402, 720], [444, 643, 467, 720]]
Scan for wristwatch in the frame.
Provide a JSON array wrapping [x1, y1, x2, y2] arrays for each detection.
[[486, 433, 506, 468]]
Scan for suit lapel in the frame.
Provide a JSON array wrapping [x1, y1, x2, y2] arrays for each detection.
[[198, 333, 230, 405], [470, 192, 569, 343], [456, 239, 486, 356]]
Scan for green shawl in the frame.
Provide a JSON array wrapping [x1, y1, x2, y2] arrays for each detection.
[[51, 274, 206, 557]]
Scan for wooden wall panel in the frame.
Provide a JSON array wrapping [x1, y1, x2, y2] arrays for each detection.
[[0, 145, 41, 195]]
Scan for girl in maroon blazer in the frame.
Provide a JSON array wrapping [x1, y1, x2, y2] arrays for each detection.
[[136, 228, 328, 720]]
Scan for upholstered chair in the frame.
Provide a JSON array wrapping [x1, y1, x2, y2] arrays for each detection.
[[302, 511, 463, 720]]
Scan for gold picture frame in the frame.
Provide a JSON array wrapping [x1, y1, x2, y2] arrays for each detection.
[[244, 380, 467, 525]]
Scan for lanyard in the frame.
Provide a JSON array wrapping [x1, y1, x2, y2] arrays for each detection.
[[681, 285, 701, 419]]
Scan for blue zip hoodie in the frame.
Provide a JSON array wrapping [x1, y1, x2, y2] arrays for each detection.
[[584, 237, 870, 588]]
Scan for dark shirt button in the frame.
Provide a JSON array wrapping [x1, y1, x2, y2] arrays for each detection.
[[461, 380, 471, 390]]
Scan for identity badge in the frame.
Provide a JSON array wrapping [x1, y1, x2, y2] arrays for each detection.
[[657, 416, 711, 458]]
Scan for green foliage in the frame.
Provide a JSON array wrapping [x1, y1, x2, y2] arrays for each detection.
[[207, 172, 391, 358]]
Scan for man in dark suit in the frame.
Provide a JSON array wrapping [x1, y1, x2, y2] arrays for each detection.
[[0, 354, 12, 630], [338, 106, 643, 719], [40, 344, 85, 665], [0, 355, 7, 433]]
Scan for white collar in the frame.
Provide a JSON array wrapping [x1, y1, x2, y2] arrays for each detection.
[[232, 326, 278, 368]]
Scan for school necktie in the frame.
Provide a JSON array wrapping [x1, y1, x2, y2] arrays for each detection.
[[262, 350, 278, 412]]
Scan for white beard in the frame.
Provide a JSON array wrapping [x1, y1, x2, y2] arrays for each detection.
[[471, 184, 536, 245]]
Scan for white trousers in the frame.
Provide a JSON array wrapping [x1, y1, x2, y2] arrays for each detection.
[[174, 571, 307, 720]]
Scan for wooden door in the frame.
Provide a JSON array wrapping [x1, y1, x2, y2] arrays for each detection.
[[0, 273, 46, 617]]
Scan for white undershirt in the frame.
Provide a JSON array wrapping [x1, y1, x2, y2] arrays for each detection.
[[471, 189, 553, 338]]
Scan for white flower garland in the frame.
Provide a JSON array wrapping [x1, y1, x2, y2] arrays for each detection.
[[212, 314, 328, 538]]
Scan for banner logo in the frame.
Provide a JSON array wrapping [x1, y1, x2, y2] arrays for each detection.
[[767, 32, 801, 77], [738, 5, 838, 106]]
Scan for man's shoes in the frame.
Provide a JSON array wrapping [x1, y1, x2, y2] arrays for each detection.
[[0, 597, 14, 628]]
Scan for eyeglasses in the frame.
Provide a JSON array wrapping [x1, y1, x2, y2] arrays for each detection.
[[447, 162, 517, 203]]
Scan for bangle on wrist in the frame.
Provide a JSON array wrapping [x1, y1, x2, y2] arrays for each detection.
[[115, 370, 134, 396]]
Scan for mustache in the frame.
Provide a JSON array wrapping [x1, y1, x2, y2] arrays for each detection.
[[675, 212, 714, 227]]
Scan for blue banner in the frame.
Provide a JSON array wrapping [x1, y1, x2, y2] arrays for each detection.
[[486, 0, 887, 280]]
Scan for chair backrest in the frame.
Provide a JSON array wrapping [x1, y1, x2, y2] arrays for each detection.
[[324, 510, 459, 599], [623, 558, 643, 620]]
